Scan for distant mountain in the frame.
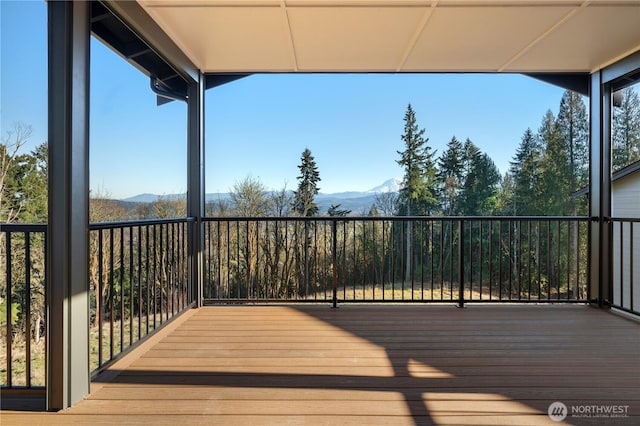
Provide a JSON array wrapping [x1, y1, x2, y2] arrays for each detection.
[[120, 178, 401, 214], [368, 177, 402, 193], [122, 193, 162, 203], [315, 193, 378, 215]]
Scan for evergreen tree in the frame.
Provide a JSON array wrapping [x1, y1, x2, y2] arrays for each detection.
[[7, 145, 48, 223], [539, 110, 570, 215], [1, 124, 48, 223], [396, 104, 437, 282], [458, 139, 479, 215], [436, 136, 464, 215], [461, 138, 480, 182], [396, 104, 438, 216], [292, 148, 321, 217], [509, 128, 542, 215], [612, 86, 640, 170], [327, 204, 350, 217], [496, 172, 516, 215], [556, 90, 589, 193], [460, 150, 501, 216]]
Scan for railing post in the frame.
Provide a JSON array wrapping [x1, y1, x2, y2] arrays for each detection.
[[332, 220, 338, 309], [458, 219, 465, 308], [5, 232, 13, 387], [589, 71, 612, 308], [187, 73, 205, 307]]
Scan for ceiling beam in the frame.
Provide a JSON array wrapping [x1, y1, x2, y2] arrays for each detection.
[[101, 0, 199, 83], [395, 1, 438, 72], [281, 1, 299, 71]]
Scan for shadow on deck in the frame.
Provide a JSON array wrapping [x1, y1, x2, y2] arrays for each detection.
[[2, 305, 640, 425]]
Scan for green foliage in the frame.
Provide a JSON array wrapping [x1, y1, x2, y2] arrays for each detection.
[[436, 136, 464, 215], [292, 148, 321, 217], [458, 139, 501, 216], [538, 110, 570, 215], [508, 128, 542, 215], [328, 204, 350, 217], [612, 86, 640, 171], [557, 90, 589, 192], [504, 91, 589, 217], [0, 300, 20, 325], [1, 123, 47, 224], [396, 104, 438, 216]]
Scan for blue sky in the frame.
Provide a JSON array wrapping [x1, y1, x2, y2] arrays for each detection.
[[2, 1, 568, 200]]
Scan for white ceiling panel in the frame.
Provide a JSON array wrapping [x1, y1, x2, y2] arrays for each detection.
[[138, 0, 640, 73], [288, 7, 426, 71], [140, 4, 293, 71], [403, 6, 574, 71], [506, 5, 640, 72]]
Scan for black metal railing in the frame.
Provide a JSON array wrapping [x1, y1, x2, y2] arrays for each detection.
[[1, 223, 47, 390], [88, 218, 195, 374], [611, 218, 639, 316], [1, 218, 197, 390], [5, 215, 633, 390], [203, 217, 591, 307]]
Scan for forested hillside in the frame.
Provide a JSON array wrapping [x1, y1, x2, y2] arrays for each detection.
[[2, 87, 639, 223], [2, 86, 638, 386]]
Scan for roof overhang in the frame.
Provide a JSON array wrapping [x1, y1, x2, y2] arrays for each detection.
[[96, 1, 640, 101], [136, 0, 640, 75]]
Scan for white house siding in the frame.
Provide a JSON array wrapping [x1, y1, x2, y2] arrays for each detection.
[[611, 173, 640, 312]]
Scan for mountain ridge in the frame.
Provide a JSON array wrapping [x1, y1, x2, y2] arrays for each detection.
[[119, 178, 402, 214], [121, 178, 402, 203]]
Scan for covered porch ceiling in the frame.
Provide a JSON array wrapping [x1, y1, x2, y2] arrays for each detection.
[[136, 0, 640, 74]]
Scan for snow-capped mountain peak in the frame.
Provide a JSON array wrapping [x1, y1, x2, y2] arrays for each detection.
[[368, 178, 402, 193]]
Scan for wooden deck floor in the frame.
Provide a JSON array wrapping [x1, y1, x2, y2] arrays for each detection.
[[2, 305, 640, 425]]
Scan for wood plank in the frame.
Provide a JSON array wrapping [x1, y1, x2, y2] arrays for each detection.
[[4, 305, 640, 425], [87, 386, 640, 402]]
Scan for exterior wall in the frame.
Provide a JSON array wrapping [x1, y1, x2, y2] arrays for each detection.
[[612, 173, 640, 218], [612, 172, 640, 312]]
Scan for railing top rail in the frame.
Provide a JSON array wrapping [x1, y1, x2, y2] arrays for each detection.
[[610, 217, 640, 223], [89, 217, 196, 230], [0, 223, 48, 232], [203, 215, 591, 222]]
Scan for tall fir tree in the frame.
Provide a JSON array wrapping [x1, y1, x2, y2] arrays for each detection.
[[396, 104, 438, 216], [496, 172, 516, 215], [539, 110, 571, 215], [436, 136, 464, 215], [460, 150, 501, 216], [292, 148, 321, 217], [396, 104, 437, 282], [612, 86, 640, 170], [458, 139, 480, 215], [509, 128, 543, 215], [557, 90, 589, 216], [556, 90, 589, 193]]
